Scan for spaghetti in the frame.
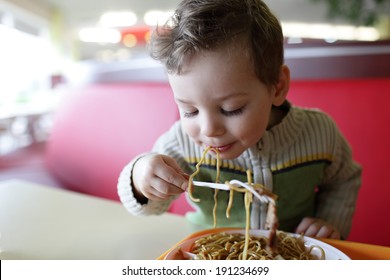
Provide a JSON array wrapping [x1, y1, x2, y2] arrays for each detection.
[[190, 231, 324, 260], [188, 146, 221, 227], [187, 146, 221, 203]]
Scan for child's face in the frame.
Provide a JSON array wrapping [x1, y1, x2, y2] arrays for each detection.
[[168, 47, 286, 160]]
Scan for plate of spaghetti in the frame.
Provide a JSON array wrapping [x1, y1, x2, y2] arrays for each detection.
[[164, 146, 349, 260], [164, 228, 350, 260]]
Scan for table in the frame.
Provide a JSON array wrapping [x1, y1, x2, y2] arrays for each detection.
[[1, 180, 389, 261], [0, 104, 54, 154], [0, 180, 194, 260]]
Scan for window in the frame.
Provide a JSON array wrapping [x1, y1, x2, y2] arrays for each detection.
[[0, 3, 58, 152]]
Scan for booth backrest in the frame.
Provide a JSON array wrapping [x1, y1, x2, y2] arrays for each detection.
[[45, 83, 179, 201], [287, 78, 390, 246]]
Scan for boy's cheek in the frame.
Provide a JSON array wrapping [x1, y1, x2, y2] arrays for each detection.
[[181, 121, 199, 141]]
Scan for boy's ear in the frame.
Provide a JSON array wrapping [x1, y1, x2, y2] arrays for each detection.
[[272, 65, 290, 106]]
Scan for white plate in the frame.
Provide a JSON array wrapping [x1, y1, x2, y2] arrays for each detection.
[[164, 229, 350, 260]]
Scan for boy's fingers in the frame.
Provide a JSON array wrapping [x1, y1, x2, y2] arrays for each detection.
[[316, 225, 334, 238], [153, 180, 184, 195], [162, 156, 184, 172], [330, 230, 341, 239], [146, 180, 178, 200], [154, 157, 188, 191], [162, 156, 190, 180], [295, 217, 313, 234]]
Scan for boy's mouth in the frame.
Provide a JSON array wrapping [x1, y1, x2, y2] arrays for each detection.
[[209, 143, 233, 153]]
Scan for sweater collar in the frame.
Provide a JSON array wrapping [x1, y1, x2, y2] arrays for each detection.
[[257, 100, 305, 154]]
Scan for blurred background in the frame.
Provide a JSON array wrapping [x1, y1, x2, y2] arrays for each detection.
[[0, 0, 389, 153]]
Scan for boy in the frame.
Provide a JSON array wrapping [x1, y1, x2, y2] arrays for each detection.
[[118, 0, 361, 239]]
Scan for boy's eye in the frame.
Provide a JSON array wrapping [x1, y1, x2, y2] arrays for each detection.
[[183, 110, 198, 118], [221, 107, 245, 116]]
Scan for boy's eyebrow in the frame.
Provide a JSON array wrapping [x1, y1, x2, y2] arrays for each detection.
[[174, 97, 193, 104], [219, 91, 249, 101], [175, 92, 249, 104]]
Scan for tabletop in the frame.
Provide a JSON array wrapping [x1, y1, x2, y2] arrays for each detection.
[[1, 179, 389, 261], [0, 179, 194, 260]]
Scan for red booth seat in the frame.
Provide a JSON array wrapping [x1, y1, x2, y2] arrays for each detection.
[[45, 83, 179, 200], [287, 78, 390, 246]]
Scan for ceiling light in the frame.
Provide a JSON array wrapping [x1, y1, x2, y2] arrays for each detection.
[[281, 22, 380, 41], [100, 11, 137, 27], [78, 28, 121, 44], [123, 34, 137, 48], [144, 10, 174, 26]]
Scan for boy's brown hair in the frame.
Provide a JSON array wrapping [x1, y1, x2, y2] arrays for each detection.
[[149, 0, 284, 86]]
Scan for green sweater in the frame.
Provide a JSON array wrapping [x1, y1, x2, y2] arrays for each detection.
[[118, 104, 361, 238]]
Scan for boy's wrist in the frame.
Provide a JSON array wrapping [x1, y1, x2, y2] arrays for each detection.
[[131, 184, 148, 205], [131, 155, 148, 205]]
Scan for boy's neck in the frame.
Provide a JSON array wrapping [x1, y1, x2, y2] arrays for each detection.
[[267, 101, 290, 130]]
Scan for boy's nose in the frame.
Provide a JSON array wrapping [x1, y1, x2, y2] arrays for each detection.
[[201, 117, 224, 137]]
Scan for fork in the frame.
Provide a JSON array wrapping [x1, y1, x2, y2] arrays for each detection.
[[192, 180, 271, 203]]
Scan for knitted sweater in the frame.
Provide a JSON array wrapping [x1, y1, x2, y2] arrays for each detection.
[[118, 104, 361, 238]]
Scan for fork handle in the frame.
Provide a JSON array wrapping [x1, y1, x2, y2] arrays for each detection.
[[192, 181, 230, 190]]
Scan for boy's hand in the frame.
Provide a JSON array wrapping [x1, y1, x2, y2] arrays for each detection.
[[132, 154, 189, 202], [295, 217, 341, 239]]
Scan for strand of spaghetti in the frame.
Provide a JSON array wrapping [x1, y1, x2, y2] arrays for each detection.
[[225, 181, 258, 219], [243, 191, 252, 260], [212, 149, 221, 227], [188, 146, 217, 202], [215, 148, 221, 183], [225, 180, 270, 223], [224, 181, 243, 220], [225, 159, 241, 219], [212, 189, 219, 228], [243, 169, 253, 260], [247, 170, 253, 185], [226, 189, 234, 218]]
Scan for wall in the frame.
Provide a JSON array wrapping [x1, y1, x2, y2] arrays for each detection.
[[285, 39, 390, 79]]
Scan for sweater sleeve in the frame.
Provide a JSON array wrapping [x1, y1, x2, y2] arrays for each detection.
[[117, 122, 184, 216], [315, 118, 362, 239]]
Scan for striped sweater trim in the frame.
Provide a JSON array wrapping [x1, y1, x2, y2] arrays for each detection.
[[184, 157, 248, 173], [185, 152, 333, 178], [273, 153, 334, 172], [272, 158, 332, 175]]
